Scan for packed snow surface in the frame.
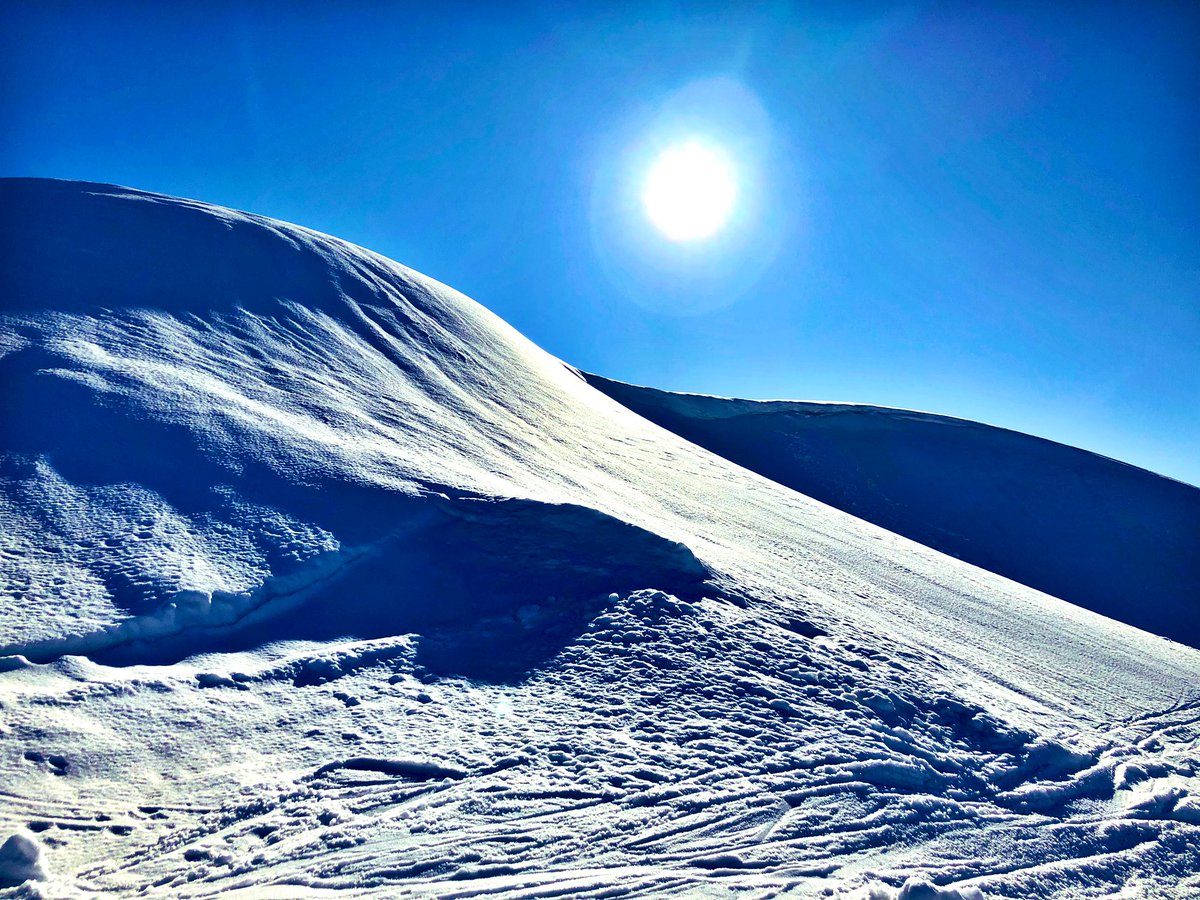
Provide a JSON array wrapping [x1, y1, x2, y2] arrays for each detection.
[[1, 179, 1198, 898], [583, 374, 1200, 648]]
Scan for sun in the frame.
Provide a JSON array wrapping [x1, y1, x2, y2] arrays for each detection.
[[642, 141, 737, 241]]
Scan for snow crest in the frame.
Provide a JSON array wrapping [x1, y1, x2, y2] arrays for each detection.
[[585, 372, 1200, 646], [0, 180, 710, 667]]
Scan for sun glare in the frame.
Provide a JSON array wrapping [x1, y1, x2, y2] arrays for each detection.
[[642, 141, 736, 241]]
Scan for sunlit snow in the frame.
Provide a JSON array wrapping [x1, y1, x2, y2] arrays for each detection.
[[0, 179, 1198, 898]]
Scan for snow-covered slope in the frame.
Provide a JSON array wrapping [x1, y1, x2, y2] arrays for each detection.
[[582, 375, 1200, 648], [1, 179, 1198, 898]]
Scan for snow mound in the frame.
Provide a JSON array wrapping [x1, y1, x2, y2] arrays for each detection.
[[585, 373, 1200, 647], [0, 831, 48, 887], [862, 879, 985, 900], [0, 179, 715, 671]]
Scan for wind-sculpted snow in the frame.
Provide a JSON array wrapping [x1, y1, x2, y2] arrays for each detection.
[[584, 374, 1200, 648], [1, 180, 1198, 898], [0, 179, 710, 661], [0, 489, 711, 679]]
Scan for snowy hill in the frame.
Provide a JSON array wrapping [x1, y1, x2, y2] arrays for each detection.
[[583, 375, 1200, 649], [1, 179, 1198, 898]]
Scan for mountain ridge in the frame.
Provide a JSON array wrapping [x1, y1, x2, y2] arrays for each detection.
[[584, 372, 1200, 648]]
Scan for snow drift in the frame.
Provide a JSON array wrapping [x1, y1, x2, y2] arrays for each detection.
[[0, 179, 712, 672], [584, 374, 1200, 648], [1, 179, 1198, 898]]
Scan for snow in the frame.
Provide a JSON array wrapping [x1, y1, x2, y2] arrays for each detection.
[[0, 832, 48, 887], [1, 178, 1198, 897], [582, 373, 1200, 648], [860, 880, 986, 900]]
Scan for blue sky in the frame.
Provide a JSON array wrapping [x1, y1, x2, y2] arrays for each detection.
[[4, 2, 1197, 485]]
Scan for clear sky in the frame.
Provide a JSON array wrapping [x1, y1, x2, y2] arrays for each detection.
[[4, 2, 1197, 485]]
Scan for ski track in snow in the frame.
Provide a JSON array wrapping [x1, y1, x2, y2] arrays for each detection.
[[1, 180, 1198, 898]]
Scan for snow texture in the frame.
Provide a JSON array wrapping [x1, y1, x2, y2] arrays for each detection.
[[584, 373, 1200, 648], [0, 832, 48, 887], [1, 179, 1198, 898]]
